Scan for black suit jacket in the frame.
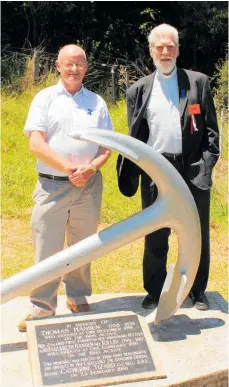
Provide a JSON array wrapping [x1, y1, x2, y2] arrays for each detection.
[[117, 68, 219, 197]]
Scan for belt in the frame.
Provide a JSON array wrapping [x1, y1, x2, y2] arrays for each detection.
[[39, 173, 69, 181], [162, 152, 182, 160]]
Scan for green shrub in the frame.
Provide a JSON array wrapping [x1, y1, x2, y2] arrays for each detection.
[[214, 57, 228, 112]]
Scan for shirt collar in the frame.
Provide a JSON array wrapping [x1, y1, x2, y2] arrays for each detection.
[[56, 80, 87, 96], [157, 65, 177, 81]]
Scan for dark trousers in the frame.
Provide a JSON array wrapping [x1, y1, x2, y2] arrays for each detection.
[[141, 158, 210, 297]]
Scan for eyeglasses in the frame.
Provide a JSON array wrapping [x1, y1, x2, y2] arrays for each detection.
[[60, 62, 86, 69], [154, 45, 177, 52]]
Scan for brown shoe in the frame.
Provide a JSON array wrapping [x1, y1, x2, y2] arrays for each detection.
[[66, 300, 91, 313], [18, 312, 55, 332]]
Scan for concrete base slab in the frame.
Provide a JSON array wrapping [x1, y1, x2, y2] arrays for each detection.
[[1, 292, 228, 387]]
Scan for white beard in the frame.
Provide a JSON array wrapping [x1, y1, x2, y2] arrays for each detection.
[[154, 58, 176, 74]]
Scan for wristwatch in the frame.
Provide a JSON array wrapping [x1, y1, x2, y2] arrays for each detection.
[[90, 162, 97, 175]]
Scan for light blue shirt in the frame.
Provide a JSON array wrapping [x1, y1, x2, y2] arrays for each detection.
[[24, 81, 113, 176], [146, 66, 182, 154]]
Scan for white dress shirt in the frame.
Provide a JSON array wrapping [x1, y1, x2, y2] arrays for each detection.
[[24, 81, 113, 176], [146, 66, 182, 154]]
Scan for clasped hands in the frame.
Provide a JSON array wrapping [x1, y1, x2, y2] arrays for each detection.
[[68, 164, 94, 187]]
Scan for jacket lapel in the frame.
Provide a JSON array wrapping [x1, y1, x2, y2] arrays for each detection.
[[177, 68, 190, 119], [142, 72, 156, 108]]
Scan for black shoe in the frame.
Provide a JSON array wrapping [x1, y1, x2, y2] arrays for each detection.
[[189, 292, 209, 310], [141, 294, 159, 309]]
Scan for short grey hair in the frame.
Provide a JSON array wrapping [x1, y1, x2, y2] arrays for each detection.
[[148, 24, 179, 47]]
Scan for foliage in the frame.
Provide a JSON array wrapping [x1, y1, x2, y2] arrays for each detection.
[[1, 50, 28, 85], [1, 1, 228, 87], [214, 57, 228, 112], [177, 1, 228, 76]]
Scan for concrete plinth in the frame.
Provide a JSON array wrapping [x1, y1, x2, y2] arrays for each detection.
[[1, 292, 228, 387]]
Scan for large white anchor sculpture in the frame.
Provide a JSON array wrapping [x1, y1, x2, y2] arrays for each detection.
[[0, 130, 201, 325]]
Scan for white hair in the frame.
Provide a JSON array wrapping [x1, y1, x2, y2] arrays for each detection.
[[148, 24, 179, 47]]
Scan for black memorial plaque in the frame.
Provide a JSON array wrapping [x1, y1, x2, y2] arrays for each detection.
[[35, 315, 156, 385]]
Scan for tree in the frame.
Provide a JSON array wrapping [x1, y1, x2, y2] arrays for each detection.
[[1, 1, 228, 85], [176, 1, 228, 77]]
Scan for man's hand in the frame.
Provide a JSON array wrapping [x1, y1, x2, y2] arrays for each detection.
[[68, 164, 94, 187]]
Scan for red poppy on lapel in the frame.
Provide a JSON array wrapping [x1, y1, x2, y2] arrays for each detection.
[[188, 104, 201, 115]]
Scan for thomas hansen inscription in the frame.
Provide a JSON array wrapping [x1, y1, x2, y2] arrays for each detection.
[[37, 315, 154, 384], [27, 312, 165, 386]]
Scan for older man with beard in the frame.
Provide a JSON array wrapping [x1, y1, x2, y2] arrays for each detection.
[[117, 24, 219, 311]]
